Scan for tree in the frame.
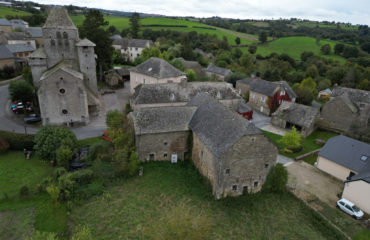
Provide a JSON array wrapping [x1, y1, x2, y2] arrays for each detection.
[[343, 46, 359, 58], [8, 80, 34, 103], [129, 12, 140, 38], [305, 65, 319, 78], [56, 147, 73, 170], [225, 72, 246, 87], [360, 42, 370, 54], [22, 65, 33, 85], [263, 163, 288, 193], [235, 37, 241, 45], [79, 10, 114, 75], [300, 51, 314, 61], [278, 126, 302, 151], [0, 137, 9, 152], [186, 69, 196, 82], [46, 185, 60, 204], [240, 52, 256, 75], [232, 48, 242, 59], [317, 78, 332, 91], [128, 151, 139, 176], [259, 31, 267, 43], [294, 86, 313, 105], [106, 110, 125, 130], [171, 59, 185, 72], [34, 126, 77, 161], [248, 45, 257, 54], [334, 43, 345, 55], [357, 79, 370, 90], [320, 44, 331, 55], [300, 77, 316, 93], [107, 25, 118, 35]]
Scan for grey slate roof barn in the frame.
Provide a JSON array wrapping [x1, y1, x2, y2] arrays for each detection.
[[203, 64, 232, 81], [6, 44, 35, 54], [131, 57, 185, 79]]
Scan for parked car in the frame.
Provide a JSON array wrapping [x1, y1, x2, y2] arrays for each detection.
[[336, 198, 364, 219], [24, 114, 41, 124], [11, 101, 24, 114]]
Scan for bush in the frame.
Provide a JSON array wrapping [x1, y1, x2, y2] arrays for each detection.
[[8, 79, 34, 103], [72, 225, 93, 240], [186, 69, 196, 82], [278, 126, 302, 150], [34, 126, 77, 161], [19, 185, 29, 196], [263, 163, 288, 193], [320, 44, 331, 55], [248, 45, 257, 54], [46, 185, 60, 204], [87, 141, 112, 162], [0, 136, 9, 152], [56, 147, 73, 170], [26, 231, 57, 240], [0, 130, 34, 150]]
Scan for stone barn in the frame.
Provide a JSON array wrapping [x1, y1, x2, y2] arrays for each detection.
[[271, 101, 319, 137]]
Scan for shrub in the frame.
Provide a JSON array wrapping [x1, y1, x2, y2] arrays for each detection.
[[56, 147, 73, 170], [46, 185, 60, 204], [0, 136, 9, 152], [263, 163, 288, 193], [278, 126, 302, 150], [128, 151, 139, 176], [248, 45, 257, 54], [320, 44, 331, 55], [0, 130, 34, 150], [87, 141, 112, 162], [19, 185, 29, 196], [72, 225, 93, 240], [26, 231, 57, 240], [8, 79, 34, 103], [34, 126, 77, 161], [186, 69, 196, 82]]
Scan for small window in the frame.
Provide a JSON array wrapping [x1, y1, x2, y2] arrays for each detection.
[[361, 155, 368, 161], [232, 185, 237, 191], [135, 47, 138, 51], [63, 32, 68, 39], [251, 137, 255, 142], [225, 169, 230, 175], [56, 31, 62, 39], [216, 91, 221, 99], [85, 54, 88, 57], [59, 88, 65, 94], [164, 141, 168, 146], [265, 163, 269, 168], [60, 77, 63, 80], [254, 181, 258, 188], [62, 109, 68, 114], [164, 153, 168, 158], [280, 90, 285, 96], [51, 39, 55, 46]]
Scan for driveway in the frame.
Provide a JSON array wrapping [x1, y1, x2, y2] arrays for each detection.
[[0, 83, 131, 139], [286, 161, 343, 206]]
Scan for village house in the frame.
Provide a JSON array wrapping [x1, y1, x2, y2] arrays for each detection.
[[6, 43, 35, 59], [0, 45, 15, 69], [129, 57, 186, 93], [0, 18, 11, 32], [25, 27, 43, 46], [316, 135, 370, 214], [203, 64, 232, 81], [271, 101, 319, 137], [0, 31, 36, 49], [10, 19, 29, 30], [130, 81, 241, 110], [236, 78, 296, 115], [319, 87, 370, 134], [318, 88, 332, 100], [112, 38, 154, 62], [129, 93, 278, 199], [28, 7, 100, 126]]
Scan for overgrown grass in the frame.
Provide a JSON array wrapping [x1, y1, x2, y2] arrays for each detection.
[[70, 161, 346, 239], [262, 130, 338, 159], [0, 6, 31, 18], [302, 153, 318, 165], [0, 151, 52, 198]]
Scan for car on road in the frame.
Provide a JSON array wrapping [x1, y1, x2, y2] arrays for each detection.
[[336, 198, 364, 219], [24, 114, 41, 124]]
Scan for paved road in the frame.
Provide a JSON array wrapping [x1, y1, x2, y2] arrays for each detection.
[[0, 84, 131, 139]]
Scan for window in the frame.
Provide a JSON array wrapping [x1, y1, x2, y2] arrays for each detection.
[[62, 109, 68, 114], [254, 181, 258, 188], [170, 93, 175, 101], [51, 39, 55, 46], [232, 185, 237, 191], [339, 201, 345, 206], [201, 150, 203, 157], [164, 141, 168, 146], [56, 31, 61, 39], [345, 205, 353, 212], [361, 155, 368, 161], [260, 96, 265, 103], [225, 169, 230, 175], [135, 47, 138, 51], [164, 153, 168, 158], [280, 90, 285, 96], [265, 163, 269, 168], [251, 137, 255, 142], [243, 186, 248, 193], [216, 91, 221, 99], [60, 77, 63, 80], [59, 88, 65, 94], [149, 154, 155, 161], [63, 32, 68, 39]]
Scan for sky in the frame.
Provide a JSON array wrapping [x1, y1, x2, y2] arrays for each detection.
[[29, 0, 370, 25]]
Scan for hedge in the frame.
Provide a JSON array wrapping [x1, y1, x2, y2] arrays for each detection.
[[0, 130, 34, 150]]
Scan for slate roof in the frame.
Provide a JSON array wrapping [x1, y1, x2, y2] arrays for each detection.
[[0, 32, 30, 43], [76, 38, 96, 47], [346, 165, 370, 184], [188, 93, 261, 158], [10, 19, 28, 29], [237, 77, 256, 86], [131, 82, 240, 105], [113, 38, 153, 48], [6, 44, 35, 53], [43, 7, 77, 29], [203, 65, 232, 76], [0, 18, 10, 26], [332, 87, 370, 104], [29, 48, 46, 58], [130, 57, 185, 79], [278, 81, 297, 99], [110, 34, 122, 40], [0, 45, 14, 59], [319, 135, 370, 173], [131, 106, 197, 135], [237, 78, 297, 98], [272, 101, 319, 128], [25, 27, 42, 38]]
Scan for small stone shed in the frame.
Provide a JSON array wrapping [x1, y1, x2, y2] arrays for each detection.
[[271, 101, 319, 137]]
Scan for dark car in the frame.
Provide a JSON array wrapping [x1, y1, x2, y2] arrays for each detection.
[[24, 114, 41, 123]]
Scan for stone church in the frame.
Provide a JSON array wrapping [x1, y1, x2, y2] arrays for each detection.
[[29, 7, 100, 126]]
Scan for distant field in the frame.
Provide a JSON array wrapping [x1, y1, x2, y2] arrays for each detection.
[[239, 36, 346, 62], [70, 14, 256, 44], [0, 6, 32, 18], [290, 21, 358, 30]]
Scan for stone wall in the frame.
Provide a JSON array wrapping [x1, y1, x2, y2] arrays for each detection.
[[320, 97, 354, 133], [136, 131, 189, 162], [130, 72, 185, 93], [249, 90, 271, 115], [235, 81, 250, 96], [77, 45, 97, 91]]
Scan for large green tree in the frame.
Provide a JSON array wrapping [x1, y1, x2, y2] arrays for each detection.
[[129, 12, 140, 38], [79, 10, 114, 76], [8, 80, 34, 103]]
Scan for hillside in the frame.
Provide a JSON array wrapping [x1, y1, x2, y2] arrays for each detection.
[[70, 14, 257, 44], [0, 5, 32, 18]]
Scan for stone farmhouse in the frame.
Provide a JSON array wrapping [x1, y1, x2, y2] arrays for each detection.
[[130, 81, 241, 110], [28, 7, 100, 126], [319, 87, 370, 135], [271, 101, 319, 137], [130, 93, 278, 199], [129, 57, 186, 93], [203, 64, 232, 81], [236, 78, 296, 115], [316, 135, 370, 214], [112, 37, 154, 62]]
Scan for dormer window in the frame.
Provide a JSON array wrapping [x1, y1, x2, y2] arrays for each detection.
[[280, 90, 285, 96], [170, 93, 175, 101], [361, 155, 368, 161]]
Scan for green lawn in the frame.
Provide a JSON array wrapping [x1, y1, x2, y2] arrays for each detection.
[[0, 151, 52, 198], [262, 130, 338, 159], [0, 5, 31, 18], [71, 162, 346, 239], [239, 36, 347, 62], [70, 14, 255, 44], [302, 153, 318, 165]]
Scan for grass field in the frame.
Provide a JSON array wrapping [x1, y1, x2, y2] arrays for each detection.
[[70, 14, 256, 44], [70, 162, 346, 239], [262, 130, 338, 159], [0, 5, 31, 18], [0, 151, 52, 198], [240, 36, 346, 62]]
